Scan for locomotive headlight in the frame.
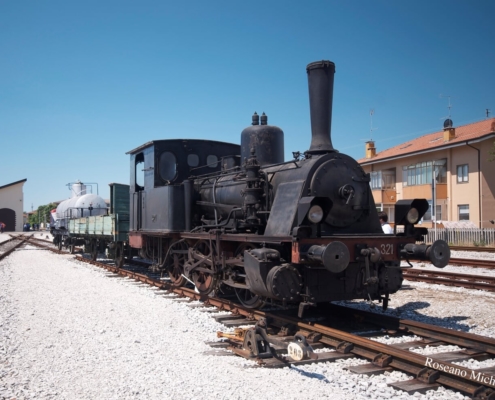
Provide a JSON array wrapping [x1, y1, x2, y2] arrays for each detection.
[[406, 208, 420, 224], [308, 205, 324, 224]]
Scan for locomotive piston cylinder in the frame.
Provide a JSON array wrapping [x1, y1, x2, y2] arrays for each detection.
[[307, 241, 350, 273], [400, 240, 450, 268]]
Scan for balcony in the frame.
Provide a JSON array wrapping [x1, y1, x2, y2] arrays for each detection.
[[403, 183, 447, 200]]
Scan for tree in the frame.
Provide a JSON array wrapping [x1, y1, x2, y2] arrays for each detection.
[[28, 203, 58, 226]]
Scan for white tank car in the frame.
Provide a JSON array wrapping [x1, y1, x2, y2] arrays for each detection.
[[55, 181, 107, 229]]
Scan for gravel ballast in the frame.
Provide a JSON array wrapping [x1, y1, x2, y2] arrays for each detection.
[[1, 235, 494, 400]]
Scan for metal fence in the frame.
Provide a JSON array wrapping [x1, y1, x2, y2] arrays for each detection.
[[424, 228, 495, 247]]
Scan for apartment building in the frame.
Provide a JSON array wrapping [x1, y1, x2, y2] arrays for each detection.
[[358, 118, 495, 228]]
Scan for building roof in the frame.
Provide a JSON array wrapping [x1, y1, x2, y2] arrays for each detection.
[[359, 118, 495, 165], [0, 178, 27, 190]]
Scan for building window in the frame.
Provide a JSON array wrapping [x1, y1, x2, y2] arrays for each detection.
[[458, 204, 470, 221], [436, 205, 442, 221], [422, 201, 442, 222], [371, 171, 382, 189], [402, 159, 446, 187], [370, 169, 395, 190], [457, 164, 468, 183], [423, 200, 432, 221]]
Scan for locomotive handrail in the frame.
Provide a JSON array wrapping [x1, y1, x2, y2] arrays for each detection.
[[192, 207, 243, 232], [189, 167, 242, 180], [63, 206, 109, 219]]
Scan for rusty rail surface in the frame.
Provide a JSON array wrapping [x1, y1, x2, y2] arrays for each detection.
[[447, 258, 495, 269], [450, 245, 495, 253], [403, 268, 495, 292], [0, 236, 29, 261]]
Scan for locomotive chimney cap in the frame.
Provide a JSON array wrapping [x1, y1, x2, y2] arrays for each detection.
[[306, 59, 337, 154], [306, 60, 335, 73]]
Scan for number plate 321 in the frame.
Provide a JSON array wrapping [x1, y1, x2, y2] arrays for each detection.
[[380, 243, 394, 255]]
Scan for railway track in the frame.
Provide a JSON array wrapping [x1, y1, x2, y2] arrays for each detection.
[[448, 258, 495, 269], [450, 246, 495, 253], [17, 236, 495, 398], [402, 268, 495, 292], [0, 235, 30, 261]]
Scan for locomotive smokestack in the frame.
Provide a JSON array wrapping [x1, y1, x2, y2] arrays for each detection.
[[306, 60, 336, 154]]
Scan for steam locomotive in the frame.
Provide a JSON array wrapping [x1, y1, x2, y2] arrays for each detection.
[[125, 60, 450, 315], [60, 60, 450, 317]]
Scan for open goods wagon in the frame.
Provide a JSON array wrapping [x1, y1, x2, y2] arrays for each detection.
[[65, 183, 134, 266]]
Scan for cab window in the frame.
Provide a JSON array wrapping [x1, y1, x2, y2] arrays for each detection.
[[187, 154, 199, 167], [135, 153, 144, 191], [207, 154, 218, 168], [159, 152, 177, 182]]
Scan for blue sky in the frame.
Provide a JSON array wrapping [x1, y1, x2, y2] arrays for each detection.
[[1, 0, 494, 211]]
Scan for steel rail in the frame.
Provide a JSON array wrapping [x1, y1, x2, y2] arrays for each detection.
[[327, 303, 495, 356], [0, 236, 29, 261], [259, 312, 495, 395], [403, 268, 495, 292], [450, 245, 495, 253], [448, 258, 495, 269]]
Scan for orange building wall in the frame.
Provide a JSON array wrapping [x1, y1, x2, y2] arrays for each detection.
[[449, 146, 480, 225], [480, 140, 495, 227]]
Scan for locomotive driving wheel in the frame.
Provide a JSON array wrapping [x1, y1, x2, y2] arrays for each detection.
[[233, 243, 265, 309], [114, 242, 125, 268], [90, 239, 98, 261], [164, 241, 188, 287], [189, 240, 218, 295]]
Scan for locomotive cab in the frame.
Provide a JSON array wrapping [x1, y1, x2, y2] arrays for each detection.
[[127, 139, 240, 238]]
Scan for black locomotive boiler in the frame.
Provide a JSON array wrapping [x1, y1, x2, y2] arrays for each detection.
[[127, 60, 450, 316]]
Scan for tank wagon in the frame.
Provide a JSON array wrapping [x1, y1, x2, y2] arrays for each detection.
[[124, 60, 450, 316], [53, 183, 134, 267], [52, 181, 107, 246]]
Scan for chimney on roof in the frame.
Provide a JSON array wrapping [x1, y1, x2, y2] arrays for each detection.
[[443, 118, 455, 142], [365, 140, 376, 159]]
